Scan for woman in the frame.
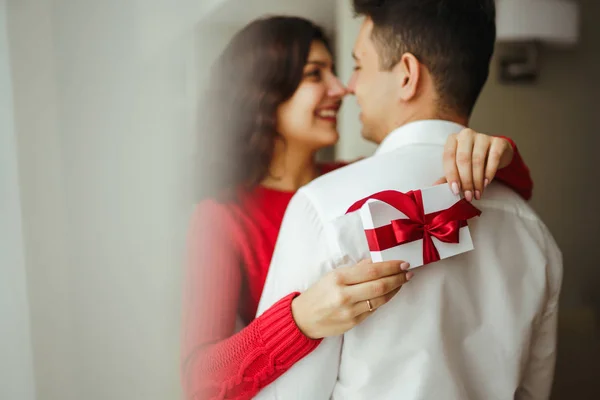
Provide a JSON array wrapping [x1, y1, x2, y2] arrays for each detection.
[[182, 16, 533, 400]]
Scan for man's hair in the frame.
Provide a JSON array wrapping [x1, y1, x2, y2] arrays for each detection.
[[353, 0, 496, 116]]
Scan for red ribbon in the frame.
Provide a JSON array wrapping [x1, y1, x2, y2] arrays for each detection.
[[346, 190, 481, 265]]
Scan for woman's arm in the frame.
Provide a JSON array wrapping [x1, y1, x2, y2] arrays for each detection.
[[182, 202, 411, 400], [181, 202, 320, 400], [494, 136, 533, 200]]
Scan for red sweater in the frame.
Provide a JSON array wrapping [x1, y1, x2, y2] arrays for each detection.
[[181, 141, 532, 400]]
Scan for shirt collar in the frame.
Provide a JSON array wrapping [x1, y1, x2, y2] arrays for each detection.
[[375, 120, 466, 156]]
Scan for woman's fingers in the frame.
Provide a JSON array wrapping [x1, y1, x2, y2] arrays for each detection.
[[433, 177, 448, 186], [442, 130, 516, 201], [497, 137, 514, 169], [455, 129, 476, 201], [352, 285, 404, 317], [442, 134, 460, 195], [471, 134, 491, 199], [346, 271, 412, 304], [484, 138, 512, 186], [336, 260, 408, 285]]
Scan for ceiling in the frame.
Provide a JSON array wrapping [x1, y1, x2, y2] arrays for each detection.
[[205, 0, 336, 32]]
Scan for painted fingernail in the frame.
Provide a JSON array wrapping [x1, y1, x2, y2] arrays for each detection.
[[464, 190, 473, 202], [400, 262, 410, 271], [475, 190, 481, 200], [484, 179, 490, 188], [406, 272, 415, 281], [451, 182, 460, 195]]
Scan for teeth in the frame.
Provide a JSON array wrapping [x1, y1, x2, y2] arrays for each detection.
[[318, 110, 337, 118]]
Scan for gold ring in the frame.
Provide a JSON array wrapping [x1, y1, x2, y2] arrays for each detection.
[[366, 299, 373, 312]]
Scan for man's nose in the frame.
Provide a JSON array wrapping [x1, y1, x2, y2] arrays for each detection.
[[346, 72, 357, 95]]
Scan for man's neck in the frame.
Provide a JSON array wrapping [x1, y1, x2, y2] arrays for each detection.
[[379, 109, 468, 144]]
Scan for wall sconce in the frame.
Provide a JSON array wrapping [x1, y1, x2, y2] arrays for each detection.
[[495, 0, 580, 84]]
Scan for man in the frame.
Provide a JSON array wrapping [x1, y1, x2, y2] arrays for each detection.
[[256, 1, 562, 399]]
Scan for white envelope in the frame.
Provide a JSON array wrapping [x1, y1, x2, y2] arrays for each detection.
[[358, 184, 475, 269]]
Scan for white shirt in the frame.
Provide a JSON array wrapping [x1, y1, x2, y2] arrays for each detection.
[[256, 120, 562, 400]]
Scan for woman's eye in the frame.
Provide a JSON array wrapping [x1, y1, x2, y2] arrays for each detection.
[[353, 66, 361, 71], [305, 70, 322, 80]]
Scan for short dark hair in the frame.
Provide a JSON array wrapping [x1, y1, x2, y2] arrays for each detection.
[[353, 0, 496, 116], [197, 16, 330, 200]]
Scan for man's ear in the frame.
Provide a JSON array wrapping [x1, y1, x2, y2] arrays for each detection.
[[392, 53, 421, 102]]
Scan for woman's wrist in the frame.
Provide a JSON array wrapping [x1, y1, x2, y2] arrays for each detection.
[[291, 295, 319, 340]]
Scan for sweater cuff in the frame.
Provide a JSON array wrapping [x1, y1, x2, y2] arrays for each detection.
[[255, 292, 322, 369]]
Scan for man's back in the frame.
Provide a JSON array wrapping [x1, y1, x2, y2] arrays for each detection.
[[256, 121, 562, 399]]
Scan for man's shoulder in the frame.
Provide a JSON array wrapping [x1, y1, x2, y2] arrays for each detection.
[[297, 156, 389, 219], [306, 157, 376, 192], [476, 183, 539, 221], [297, 149, 442, 221], [473, 184, 560, 257]]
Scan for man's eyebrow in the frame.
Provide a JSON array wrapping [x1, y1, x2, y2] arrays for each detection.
[[352, 52, 358, 61]]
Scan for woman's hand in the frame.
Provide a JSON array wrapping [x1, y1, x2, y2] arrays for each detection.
[[291, 259, 412, 339], [436, 129, 514, 201]]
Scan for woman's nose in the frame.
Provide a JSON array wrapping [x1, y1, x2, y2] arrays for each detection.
[[327, 75, 348, 98]]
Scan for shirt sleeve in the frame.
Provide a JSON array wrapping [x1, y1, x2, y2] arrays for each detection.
[[495, 136, 534, 201], [255, 190, 343, 400], [516, 224, 563, 400], [181, 202, 321, 400]]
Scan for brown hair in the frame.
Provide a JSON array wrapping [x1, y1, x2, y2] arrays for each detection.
[[353, 0, 496, 116], [197, 16, 330, 200]]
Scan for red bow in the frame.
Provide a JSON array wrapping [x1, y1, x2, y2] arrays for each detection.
[[346, 190, 481, 265]]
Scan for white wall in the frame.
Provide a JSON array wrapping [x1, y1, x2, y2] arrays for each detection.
[[6, 0, 216, 399], [0, 0, 37, 398], [209, 0, 335, 33], [5, 0, 339, 399], [335, 0, 377, 160]]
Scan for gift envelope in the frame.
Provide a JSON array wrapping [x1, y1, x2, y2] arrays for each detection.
[[348, 184, 480, 269]]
